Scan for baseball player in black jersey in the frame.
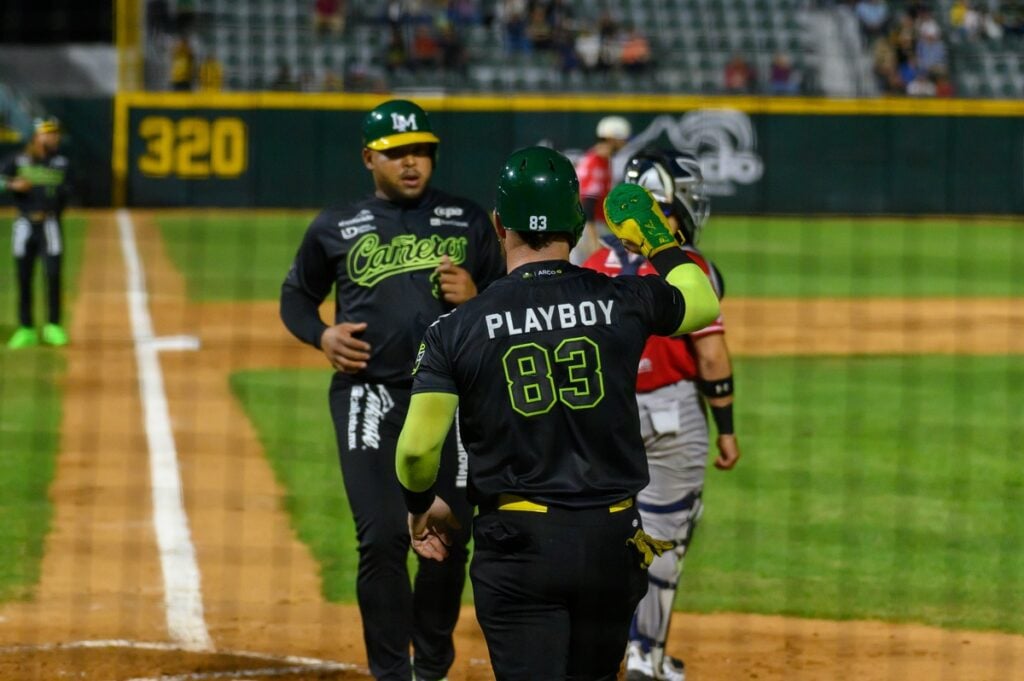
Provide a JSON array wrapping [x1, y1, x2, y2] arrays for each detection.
[[2, 117, 72, 349], [279, 99, 504, 681], [394, 146, 721, 681]]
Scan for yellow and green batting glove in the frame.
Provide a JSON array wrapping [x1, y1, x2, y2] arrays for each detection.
[[603, 183, 682, 258]]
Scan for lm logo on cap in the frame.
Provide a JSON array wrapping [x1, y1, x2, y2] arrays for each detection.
[[391, 113, 419, 132]]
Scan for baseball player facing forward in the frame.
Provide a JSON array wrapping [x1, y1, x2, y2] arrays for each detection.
[[394, 146, 721, 681], [280, 99, 504, 681], [583, 148, 741, 681], [2, 116, 72, 349]]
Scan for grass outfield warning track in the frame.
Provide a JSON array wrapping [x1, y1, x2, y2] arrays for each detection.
[[231, 356, 1024, 632], [0, 216, 86, 601]]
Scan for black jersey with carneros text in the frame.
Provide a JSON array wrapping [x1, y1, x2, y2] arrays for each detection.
[[412, 260, 687, 509], [1, 151, 71, 216], [281, 187, 504, 386]]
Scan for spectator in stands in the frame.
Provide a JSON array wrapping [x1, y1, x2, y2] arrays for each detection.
[[447, 0, 480, 26], [386, 0, 408, 32], [169, 37, 195, 91], [872, 36, 900, 91], [497, 0, 530, 53], [575, 25, 603, 72], [949, 0, 981, 41], [855, 0, 890, 43], [198, 53, 223, 91], [526, 5, 554, 50], [598, 11, 621, 68], [410, 24, 441, 69], [553, 26, 580, 73], [981, 8, 1005, 40], [322, 69, 344, 91], [271, 59, 297, 91], [439, 23, 467, 74], [620, 24, 652, 74], [915, 20, 947, 73], [545, 0, 574, 32], [933, 67, 955, 96], [906, 69, 937, 95], [385, 24, 408, 73], [1001, 3, 1024, 37], [769, 52, 801, 94], [723, 53, 755, 93], [898, 54, 919, 89], [313, 0, 346, 37]]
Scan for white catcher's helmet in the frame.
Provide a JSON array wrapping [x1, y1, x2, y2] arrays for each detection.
[[623, 147, 710, 244]]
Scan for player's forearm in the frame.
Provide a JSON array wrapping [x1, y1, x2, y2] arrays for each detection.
[[396, 392, 459, 509], [649, 249, 720, 335], [279, 283, 329, 348]]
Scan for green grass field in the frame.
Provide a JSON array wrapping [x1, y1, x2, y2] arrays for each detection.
[[202, 212, 1024, 632], [156, 213, 1024, 300], [0, 215, 86, 601], [232, 356, 1024, 632], [158, 212, 315, 301], [8, 210, 1024, 636]]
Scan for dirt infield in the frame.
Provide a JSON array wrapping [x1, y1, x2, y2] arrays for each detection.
[[1, 211, 1023, 680]]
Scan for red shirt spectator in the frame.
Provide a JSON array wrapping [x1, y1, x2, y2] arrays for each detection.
[[724, 53, 755, 93]]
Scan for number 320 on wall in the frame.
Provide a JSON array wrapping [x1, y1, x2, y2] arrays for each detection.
[[137, 116, 247, 178]]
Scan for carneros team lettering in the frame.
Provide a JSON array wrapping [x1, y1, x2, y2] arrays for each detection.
[[485, 300, 615, 339]]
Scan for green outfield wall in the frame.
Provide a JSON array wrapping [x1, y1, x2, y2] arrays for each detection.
[[104, 93, 1024, 214]]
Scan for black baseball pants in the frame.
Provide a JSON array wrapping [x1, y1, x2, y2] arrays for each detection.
[[12, 216, 63, 326], [470, 503, 649, 681], [329, 378, 472, 681]]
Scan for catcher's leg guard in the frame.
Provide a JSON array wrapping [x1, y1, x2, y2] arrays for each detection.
[[630, 490, 703, 675]]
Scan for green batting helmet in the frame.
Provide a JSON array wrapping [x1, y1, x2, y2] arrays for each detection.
[[495, 146, 585, 242], [362, 99, 440, 151]]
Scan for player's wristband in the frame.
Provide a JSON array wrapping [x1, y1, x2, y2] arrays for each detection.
[[401, 485, 436, 515], [698, 375, 734, 398], [647, 244, 690, 277], [709, 404, 734, 435]]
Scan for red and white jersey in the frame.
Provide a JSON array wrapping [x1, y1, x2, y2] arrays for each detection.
[[575, 149, 613, 224], [582, 245, 725, 393]]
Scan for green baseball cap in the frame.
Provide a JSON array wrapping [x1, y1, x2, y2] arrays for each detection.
[[495, 146, 586, 242], [362, 99, 440, 151]]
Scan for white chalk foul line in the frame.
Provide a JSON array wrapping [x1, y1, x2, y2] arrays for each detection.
[[117, 209, 213, 651]]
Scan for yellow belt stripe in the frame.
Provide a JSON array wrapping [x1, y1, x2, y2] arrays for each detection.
[[496, 494, 634, 514]]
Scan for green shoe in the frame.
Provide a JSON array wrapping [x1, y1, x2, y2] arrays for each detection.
[[7, 326, 38, 349], [42, 323, 69, 346]]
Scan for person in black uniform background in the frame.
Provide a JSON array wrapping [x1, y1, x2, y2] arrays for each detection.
[[394, 146, 722, 681], [2, 116, 72, 349], [279, 99, 504, 681]]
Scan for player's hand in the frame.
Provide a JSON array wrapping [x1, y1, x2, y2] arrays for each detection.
[[9, 178, 32, 192], [320, 322, 371, 374], [409, 495, 461, 562], [434, 255, 477, 305], [603, 183, 681, 258], [714, 434, 740, 470]]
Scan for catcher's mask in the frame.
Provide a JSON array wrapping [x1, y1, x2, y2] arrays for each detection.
[[495, 146, 586, 245], [623, 148, 710, 244]]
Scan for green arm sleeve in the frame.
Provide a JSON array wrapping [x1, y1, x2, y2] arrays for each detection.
[[648, 247, 721, 336], [666, 261, 721, 335], [395, 392, 460, 492]]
